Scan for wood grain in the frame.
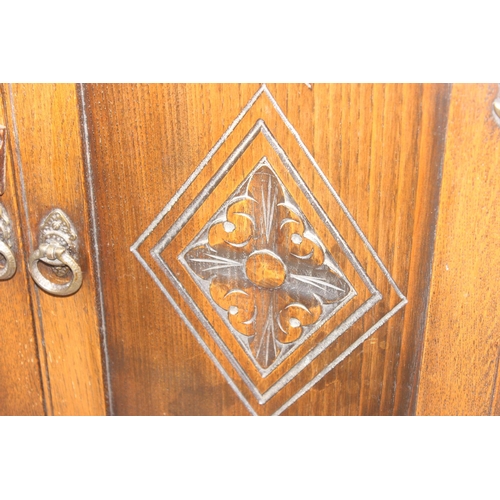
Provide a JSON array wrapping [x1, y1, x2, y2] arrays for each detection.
[[416, 84, 500, 416], [5, 83, 499, 416], [0, 93, 45, 415], [2, 84, 107, 416], [84, 83, 450, 415]]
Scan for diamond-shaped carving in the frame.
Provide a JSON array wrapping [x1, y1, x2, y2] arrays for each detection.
[[132, 85, 407, 415], [180, 158, 356, 372]]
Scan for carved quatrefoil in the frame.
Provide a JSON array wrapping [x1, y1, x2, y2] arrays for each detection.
[[181, 159, 355, 371]]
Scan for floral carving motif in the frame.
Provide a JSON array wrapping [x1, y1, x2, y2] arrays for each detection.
[[183, 159, 353, 370]]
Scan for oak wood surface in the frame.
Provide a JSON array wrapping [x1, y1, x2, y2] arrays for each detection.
[[84, 83, 449, 415], [1, 84, 107, 415], [0, 94, 44, 415], [416, 83, 500, 416], [4, 83, 498, 416]]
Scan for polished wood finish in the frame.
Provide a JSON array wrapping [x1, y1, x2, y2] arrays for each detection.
[[0, 96, 44, 415], [1, 84, 107, 415], [83, 83, 450, 415], [3, 83, 497, 416], [416, 84, 500, 416]]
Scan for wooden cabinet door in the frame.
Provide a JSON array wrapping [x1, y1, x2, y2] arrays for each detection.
[[81, 83, 450, 416], [2, 83, 499, 416], [1, 84, 107, 415], [415, 84, 500, 415], [0, 89, 44, 415]]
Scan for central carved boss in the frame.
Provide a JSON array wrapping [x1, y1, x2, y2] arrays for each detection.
[[245, 250, 286, 289], [183, 160, 353, 370]]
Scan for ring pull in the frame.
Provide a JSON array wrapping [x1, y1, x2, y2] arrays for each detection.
[[28, 209, 82, 296], [0, 202, 16, 281], [493, 84, 500, 127]]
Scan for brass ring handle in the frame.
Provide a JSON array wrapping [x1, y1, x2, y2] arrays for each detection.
[[0, 240, 16, 280], [0, 202, 16, 281], [28, 242, 82, 296], [28, 209, 82, 297]]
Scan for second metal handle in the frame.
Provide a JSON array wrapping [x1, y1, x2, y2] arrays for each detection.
[[28, 242, 82, 296], [28, 209, 82, 297]]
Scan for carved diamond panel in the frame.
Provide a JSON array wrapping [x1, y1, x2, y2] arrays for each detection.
[[180, 159, 355, 372], [132, 85, 407, 415]]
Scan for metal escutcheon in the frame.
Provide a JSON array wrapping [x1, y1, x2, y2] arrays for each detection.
[[0, 202, 16, 281], [28, 209, 82, 296]]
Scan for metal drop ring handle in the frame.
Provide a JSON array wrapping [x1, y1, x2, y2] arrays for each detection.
[[0, 202, 16, 281], [28, 209, 82, 297], [0, 240, 16, 280], [29, 242, 82, 296]]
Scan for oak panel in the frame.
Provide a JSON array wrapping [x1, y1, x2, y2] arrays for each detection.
[[416, 84, 500, 416], [3, 84, 107, 415], [84, 84, 449, 415], [277, 83, 450, 415], [0, 91, 44, 416]]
